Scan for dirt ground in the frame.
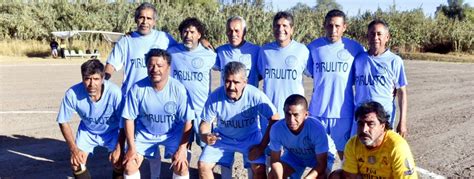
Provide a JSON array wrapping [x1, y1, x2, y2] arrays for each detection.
[[0, 56, 473, 178]]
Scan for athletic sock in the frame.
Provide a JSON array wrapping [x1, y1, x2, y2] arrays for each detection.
[[172, 173, 189, 179], [124, 171, 140, 179], [73, 168, 91, 179]]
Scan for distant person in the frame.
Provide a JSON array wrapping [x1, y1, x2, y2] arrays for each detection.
[[168, 17, 217, 149], [57, 59, 124, 179], [50, 38, 59, 58], [306, 9, 365, 159], [354, 19, 408, 137], [121, 49, 194, 179], [59, 39, 66, 58], [198, 62, 280, 179], [269, 94, 336, 179], [215, 16, 260, 87], [330, 101, 417, 178]]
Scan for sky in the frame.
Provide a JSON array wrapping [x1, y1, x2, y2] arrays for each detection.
[[267, 0, 474, 17]]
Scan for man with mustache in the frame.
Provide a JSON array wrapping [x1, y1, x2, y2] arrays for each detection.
[[121, 49, 194, 179], [306, 9, 365, 160], [269, 94, 336, 179], [57, 59, 124, 179], [330, 101, 417, 178], [168, 17, 217, 153], [198, 62, 280, 179], [354, 19, 408, 138], [214, 15, 261, 177]]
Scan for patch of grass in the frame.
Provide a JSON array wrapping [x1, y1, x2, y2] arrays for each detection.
[[400, 52, 474, 63]]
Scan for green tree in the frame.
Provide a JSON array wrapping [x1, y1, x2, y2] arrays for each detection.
[[314, 0, 342, 13], [436, 0, 470, 21]]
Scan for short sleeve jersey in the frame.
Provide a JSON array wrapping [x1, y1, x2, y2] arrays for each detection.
[[258, 40, 309, 115], [343, 130, 418, 178], [106, 30, 177, 95], [201, 85, 277, 140], [168, 43, 216, 117], [269, 117, 329, 161], [215, 42, 260, 87], [121, 77, 193, 136], [306, 37, 364, 118], [354, 50, 408, 114], [57, 80, 122, 135]]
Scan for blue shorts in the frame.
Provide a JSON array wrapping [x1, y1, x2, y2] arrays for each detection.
[[316, 117, 352, 152], [133, 129, 182, 159], [281, 151, 335, 178], [76, 128, 119, 154], [199, 131, 266, 168]]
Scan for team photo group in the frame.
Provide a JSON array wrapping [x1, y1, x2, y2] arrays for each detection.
[[57, 2, 418, 179]]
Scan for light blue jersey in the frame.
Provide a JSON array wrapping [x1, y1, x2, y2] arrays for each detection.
[[121, 77, 193, 136], [215, 41, 260, 87], [306, 37, 364, 118], [269, 117, 330, 161], [201, 85, 277, 141], [106, 30, 177, 95], [57, 80, 122, 135], [168, 43, 216, 118], [354, 50, 407, 123], [258, 40, 309, 116]]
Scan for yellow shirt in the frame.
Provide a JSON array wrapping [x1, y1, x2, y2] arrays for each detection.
[[343, 130, 418, 178]]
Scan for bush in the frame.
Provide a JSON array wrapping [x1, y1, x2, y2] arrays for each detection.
[[0, 2, 472, 54]]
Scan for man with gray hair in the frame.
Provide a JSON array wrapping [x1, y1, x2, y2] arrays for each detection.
[[215, 16, 260, 87], [198, 61, 280, 179], [214, 15, 262, 178]]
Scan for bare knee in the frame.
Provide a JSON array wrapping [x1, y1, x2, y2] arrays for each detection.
[[124, 155, 143, 175], [198, 161, 215, 178]]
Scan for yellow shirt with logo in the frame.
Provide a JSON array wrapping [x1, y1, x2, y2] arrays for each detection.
[[343, 130, 418, 178]]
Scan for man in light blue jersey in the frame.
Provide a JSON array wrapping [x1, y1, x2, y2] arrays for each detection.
[[104, 2, 177, 95], [168, 17, 217, 148], [354, 20, 408, 137], [258, 11, 309, 117], [215, 16, 262, 178], [198, 62, 280, 179], [215, 16, 260, 87], [269, 94, 336, 179], [306, 9, 365, 159], [57, 59, 124, 179], [121, 49, 193, 179]]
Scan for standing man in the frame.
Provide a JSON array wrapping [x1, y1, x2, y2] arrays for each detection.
[[330, 101, 417, 178], [198, 62, 280, 179], [258, 11, 309, 116], [306, 9, 365, 159], [354, 20, 408, 137], [50, 38, 59, 58], [215, 16, 260, 87], [105, 2, 177, 95], [269, 94, 336, 179], [57, 59, 124, 179], [121, 49, 193, 179], [168, 17, 217, 148]]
